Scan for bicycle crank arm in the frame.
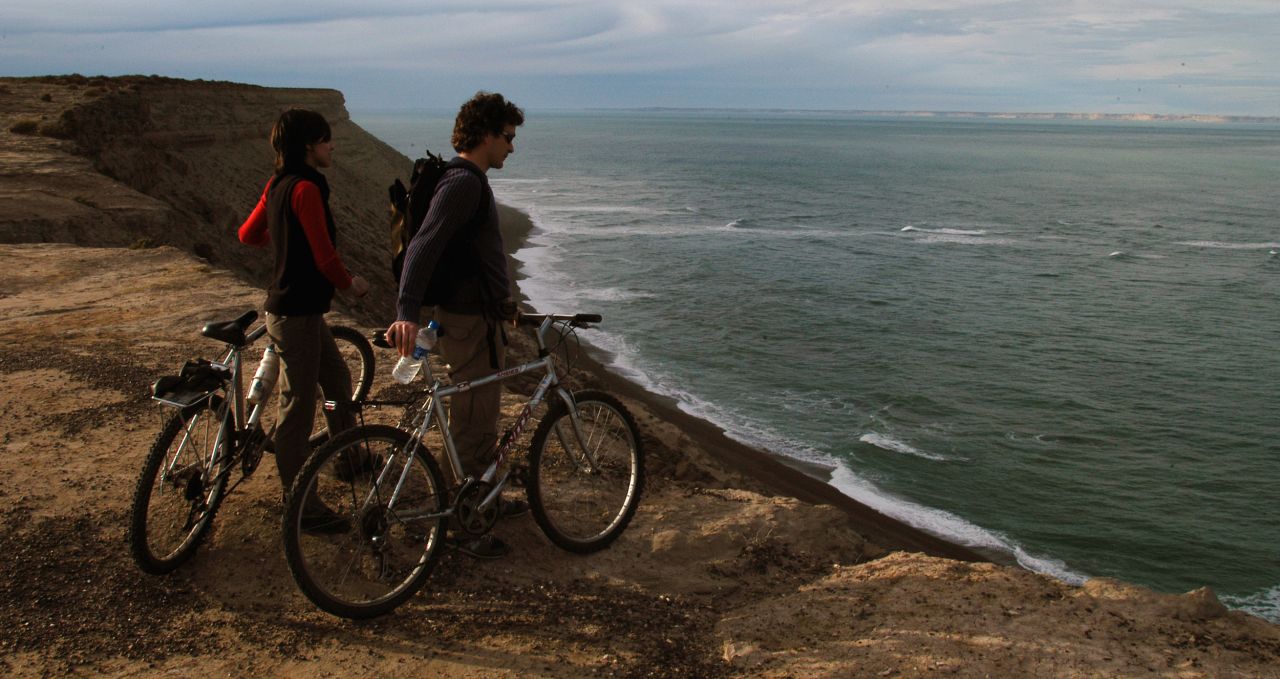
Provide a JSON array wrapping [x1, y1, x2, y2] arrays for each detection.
[[477, 470, 511, 515]]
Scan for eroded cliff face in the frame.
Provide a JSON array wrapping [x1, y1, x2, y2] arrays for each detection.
[[0, 75, 409, 323]]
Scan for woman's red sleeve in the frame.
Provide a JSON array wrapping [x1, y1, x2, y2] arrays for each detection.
[[291, 181, 354, 289], [237, 182, 271, 246]]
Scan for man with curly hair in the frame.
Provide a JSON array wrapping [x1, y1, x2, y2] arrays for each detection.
[[387, 91, 525, 559]]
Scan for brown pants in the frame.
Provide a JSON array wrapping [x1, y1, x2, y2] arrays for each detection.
[[266, 312, 355, 492], [434, 308, 507, 479]]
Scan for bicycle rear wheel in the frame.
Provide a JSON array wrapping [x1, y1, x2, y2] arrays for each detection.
[[309, 325, 375, 449], [283, 424, 448, 619], [129, 396, 232, 574], [331, 325, 375, 402], [528, 390, 644, 553]]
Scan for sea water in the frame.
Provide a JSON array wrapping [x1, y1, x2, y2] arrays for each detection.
[[355, 109, 1280, 622]]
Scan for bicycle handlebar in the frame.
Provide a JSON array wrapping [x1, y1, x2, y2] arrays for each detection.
[[518, 313, 601, 327], [368, 313, 601, 351]]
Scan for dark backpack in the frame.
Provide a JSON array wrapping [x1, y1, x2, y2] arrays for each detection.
[[388, 152, 486, 288]]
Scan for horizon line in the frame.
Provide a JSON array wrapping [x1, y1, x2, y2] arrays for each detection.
[[351, 105, 1280, 123]]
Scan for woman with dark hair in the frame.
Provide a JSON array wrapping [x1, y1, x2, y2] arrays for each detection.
[[238, 108, 370, 532]]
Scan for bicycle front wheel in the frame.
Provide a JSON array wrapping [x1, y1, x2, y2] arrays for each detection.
[[129, 396, 232, 574], [283, 424, 447, 619], [528, 390, 644, 553]]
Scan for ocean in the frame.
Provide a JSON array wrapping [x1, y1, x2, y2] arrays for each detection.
[[354, 109, 1280, 622]]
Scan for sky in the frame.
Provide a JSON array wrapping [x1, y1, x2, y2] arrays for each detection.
[[3, 1, 1279, 116]]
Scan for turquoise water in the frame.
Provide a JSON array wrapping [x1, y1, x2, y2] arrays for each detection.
[[356, 110, 1280, 621]]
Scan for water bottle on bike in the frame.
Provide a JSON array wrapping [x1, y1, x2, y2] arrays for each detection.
[[246, 345, 279, 405], [391, 320, 439, 384]]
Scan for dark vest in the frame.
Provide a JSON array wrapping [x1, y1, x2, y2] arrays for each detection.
[[265, 166, 337, 315]]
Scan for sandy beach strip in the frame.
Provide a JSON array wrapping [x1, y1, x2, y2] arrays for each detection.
[[497, 203, 985, 563]]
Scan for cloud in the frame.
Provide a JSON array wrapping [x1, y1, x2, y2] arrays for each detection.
[[1, 0, 1277, 113]]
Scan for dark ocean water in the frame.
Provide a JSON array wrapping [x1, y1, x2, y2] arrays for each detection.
[[356, 110, 1280, 621]]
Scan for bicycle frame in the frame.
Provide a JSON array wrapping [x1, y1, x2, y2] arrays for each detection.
[[367, 315, 596, 524], [160, 324, 270, 490]]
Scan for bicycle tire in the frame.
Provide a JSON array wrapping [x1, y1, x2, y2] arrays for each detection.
[[309, 325, 375, 449], [283, 424, 448, 619], [128, 396, 232, 574], [331, 325, 375, 402], [527, 390, 644, 553]]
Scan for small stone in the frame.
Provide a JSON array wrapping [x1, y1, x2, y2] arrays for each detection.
[[1173, 586, 1228, 622]]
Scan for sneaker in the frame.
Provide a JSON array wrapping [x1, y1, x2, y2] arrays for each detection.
[[300, 505, 352, 535], [334, 452, 384, 483], [500, 498, 529, 518], [451, 534, 510, 560]]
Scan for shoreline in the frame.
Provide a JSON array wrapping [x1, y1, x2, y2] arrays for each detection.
[[498, 203, 986, 563]]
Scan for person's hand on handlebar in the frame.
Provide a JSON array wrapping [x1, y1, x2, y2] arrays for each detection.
[[498, 299, 519, 328], [386, 320, 419, 358]]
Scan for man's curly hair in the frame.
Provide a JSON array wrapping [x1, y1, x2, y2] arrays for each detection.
[[451, 92, 524, 152]]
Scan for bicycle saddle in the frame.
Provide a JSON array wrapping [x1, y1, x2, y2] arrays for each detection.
[[201, 310, 258, 347]]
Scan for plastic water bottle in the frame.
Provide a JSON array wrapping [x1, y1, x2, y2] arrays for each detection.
[[391, 321, 439, 384], [247, 345, 279, 404]]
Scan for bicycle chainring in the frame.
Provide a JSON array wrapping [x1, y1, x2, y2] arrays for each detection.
[[453, 479, 498, 536]]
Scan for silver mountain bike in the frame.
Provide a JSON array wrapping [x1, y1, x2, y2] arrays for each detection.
[[281, 312, 645, 619], [128, 310, 373, 574]]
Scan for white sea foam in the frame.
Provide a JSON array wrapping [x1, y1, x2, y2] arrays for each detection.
[[489, 178, 552, 185], [1176, 241, 1280, 250], [574, 287, 656, 302], [536, 205, 667, 215], [1107, 251, 1166, 260], [859, 432, 953, 462], [900, 225, 988, 236], [914, 233, 1016, 246], [557, 324, 835, 467], [1222, 584, 1280, 624], [896, 223, 1009, 245], [828, 465, 1088, 585]]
